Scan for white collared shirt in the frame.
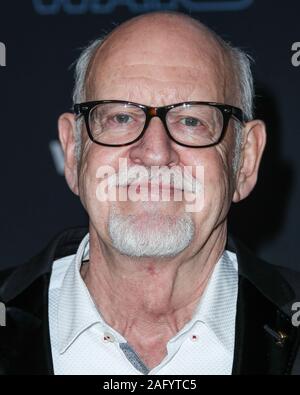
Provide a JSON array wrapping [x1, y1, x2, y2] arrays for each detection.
[[49, 233, 238, 375]]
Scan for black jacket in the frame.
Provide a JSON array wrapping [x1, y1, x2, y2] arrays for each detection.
[[0, 227, 300, 375]]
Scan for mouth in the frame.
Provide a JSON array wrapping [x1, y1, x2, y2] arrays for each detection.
[[127, 181, 180, 193], [133, 182, 177, 192]]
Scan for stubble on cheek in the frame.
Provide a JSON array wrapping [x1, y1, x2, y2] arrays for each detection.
[[198, 130, 236, 232]]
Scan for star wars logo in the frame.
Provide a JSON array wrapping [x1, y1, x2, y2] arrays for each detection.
[[32, 0, 253, 15]]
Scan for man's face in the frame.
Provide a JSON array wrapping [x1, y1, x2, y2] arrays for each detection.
[[69, 18, 245, 258]]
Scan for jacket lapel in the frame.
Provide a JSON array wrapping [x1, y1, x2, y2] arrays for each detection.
[[230, 238, 300, 375], [0, 272, 53, 374], [0, 228, 88, 375]]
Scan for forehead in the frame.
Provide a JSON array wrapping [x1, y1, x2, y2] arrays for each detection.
[[86, 21, 229, 105]]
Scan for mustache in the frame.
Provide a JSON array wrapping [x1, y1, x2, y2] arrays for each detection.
[[105, 165, 202, 194]]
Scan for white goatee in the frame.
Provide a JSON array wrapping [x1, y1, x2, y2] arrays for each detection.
[[108, 210, 194, 258]]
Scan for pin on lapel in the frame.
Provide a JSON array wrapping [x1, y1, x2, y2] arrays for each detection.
[[264, 325, 288, 347]]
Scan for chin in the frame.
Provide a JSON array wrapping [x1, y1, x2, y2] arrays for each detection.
[[107, 209, 195, 258]]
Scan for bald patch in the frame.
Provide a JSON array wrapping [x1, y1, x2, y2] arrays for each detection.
[[85, 12, 236, 107]]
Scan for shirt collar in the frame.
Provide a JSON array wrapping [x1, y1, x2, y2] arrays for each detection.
[[58, 233, 105, 354], [167, 250, 238, 355], [192, 250, 238, 353], [58, 233, 238, 355]]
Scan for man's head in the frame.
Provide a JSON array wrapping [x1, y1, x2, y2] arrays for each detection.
[[58, 11, 266, 259]]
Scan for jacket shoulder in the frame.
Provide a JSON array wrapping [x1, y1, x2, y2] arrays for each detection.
[[228, 235, 300, 317], [275, 264, 300, 301], [0, 227, 88, 303]]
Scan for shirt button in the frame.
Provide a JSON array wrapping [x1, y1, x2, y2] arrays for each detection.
[[103, 332, 115, 343], [190, 334, 199, 342]]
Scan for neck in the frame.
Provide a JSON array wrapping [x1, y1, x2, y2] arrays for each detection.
[[83, 223, 227, 347]]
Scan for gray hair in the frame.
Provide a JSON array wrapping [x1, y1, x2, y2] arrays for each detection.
[[227, 46, 254, 172], [73, 37, 105, 159], [72, 30, 254, 172]]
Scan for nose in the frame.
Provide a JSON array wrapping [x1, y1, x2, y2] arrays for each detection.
[[128, 117, 180, 167]]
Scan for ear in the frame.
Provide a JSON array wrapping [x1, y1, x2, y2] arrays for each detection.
[[233, 120, 267, 202], [58, 112, 79, 196]]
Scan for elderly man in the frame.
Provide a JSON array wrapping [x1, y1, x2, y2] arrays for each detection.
[[0, 11, 299, 375]]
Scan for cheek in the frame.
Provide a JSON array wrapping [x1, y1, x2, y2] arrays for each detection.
[[78, 154, 101, 215], [78, 146, 113, 218], [77, 145, 128, 227], [186, 147, 234, 227], [208, 145, 234, 207], [205, 160, 230, 210]]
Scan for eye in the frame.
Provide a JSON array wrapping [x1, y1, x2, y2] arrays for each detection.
[[180, 117, 201, 127], [113, 113, 133, 124]]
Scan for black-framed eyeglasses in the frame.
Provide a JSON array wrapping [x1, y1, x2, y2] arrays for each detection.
[[74, 100, 247, 148]]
